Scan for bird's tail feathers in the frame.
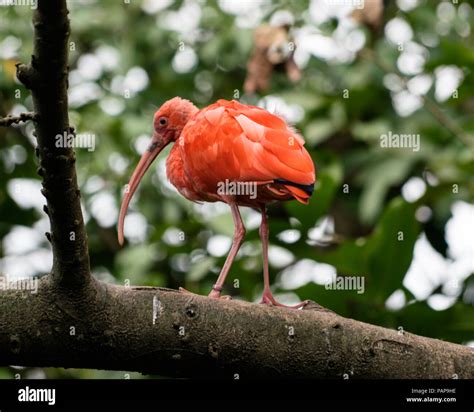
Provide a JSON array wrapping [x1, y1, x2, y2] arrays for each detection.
[[272, 178, 314, 204], [283, 185, 311, 204]]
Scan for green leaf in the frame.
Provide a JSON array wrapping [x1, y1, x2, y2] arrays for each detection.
[[304, 119, 336, 145], [394, 301, 474, 343], [188, 257, 217, 282], [358, 155, 417, 223], [366, 197, 419, 300], [352, 119, 392, 142], [206, 212, 234, 237], [280, 91, 327, 111], [311, 239, 369, 277], [116, 244, 155, 281]]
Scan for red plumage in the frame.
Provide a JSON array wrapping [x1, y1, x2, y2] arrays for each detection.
[[170, 99, 315, 205], [118, 97, 316, 308]]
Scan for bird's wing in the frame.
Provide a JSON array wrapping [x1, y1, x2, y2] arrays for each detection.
[[181, 99, 315, 193]]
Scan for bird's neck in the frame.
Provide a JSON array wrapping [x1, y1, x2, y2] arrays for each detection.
[[166, 142, 194, 200]]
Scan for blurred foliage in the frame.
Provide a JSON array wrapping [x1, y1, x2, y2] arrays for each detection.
[[0, 0, 473, 378]]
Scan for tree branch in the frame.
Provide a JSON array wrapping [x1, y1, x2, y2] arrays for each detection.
[[0, 112, 37, 127], [0, 277, 472, 378], [15, 0, 91, 289]]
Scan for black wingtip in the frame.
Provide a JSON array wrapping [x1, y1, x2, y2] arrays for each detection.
[[274, 178, 315, 196]]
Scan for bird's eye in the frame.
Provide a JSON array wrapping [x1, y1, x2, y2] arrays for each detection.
[[158, 117, 168, 126]]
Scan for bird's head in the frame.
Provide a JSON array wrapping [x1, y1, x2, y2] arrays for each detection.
[[117, 97, 198, 245], [152, 97, 198, 143]]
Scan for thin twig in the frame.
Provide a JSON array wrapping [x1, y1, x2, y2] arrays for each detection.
[[360, 48, 474, 149], [421, 97, 473, 149], [0, 112, 37, 127]]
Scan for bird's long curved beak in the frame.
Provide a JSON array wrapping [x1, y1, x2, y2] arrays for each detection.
[[118, 134, 165, 246]]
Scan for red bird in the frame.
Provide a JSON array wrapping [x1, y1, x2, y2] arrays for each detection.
[[118, 98, 315, 308]]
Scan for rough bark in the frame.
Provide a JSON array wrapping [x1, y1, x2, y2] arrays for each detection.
[[0, 276, 472, 379], [15, 0, 91, 289]]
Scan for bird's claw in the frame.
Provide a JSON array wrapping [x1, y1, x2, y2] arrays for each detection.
[[208, 288, 232, 300], [260, 292, 310, 309]]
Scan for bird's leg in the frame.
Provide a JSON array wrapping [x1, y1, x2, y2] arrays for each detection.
[[208, 202, 245, 299], [259, 205, 309, 309]]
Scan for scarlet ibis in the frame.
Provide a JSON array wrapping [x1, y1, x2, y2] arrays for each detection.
[[118, 98, 315, 308]]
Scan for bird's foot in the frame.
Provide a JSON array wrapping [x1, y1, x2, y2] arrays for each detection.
[[260, 290, 309, 309], [179, 286, 231, 300], [208, 285, 232, 300], [178, 288, 232, 300]]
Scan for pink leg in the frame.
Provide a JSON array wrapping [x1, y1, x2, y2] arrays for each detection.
[[259, 205, 309, 309], [208, 202, 245, 299]]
